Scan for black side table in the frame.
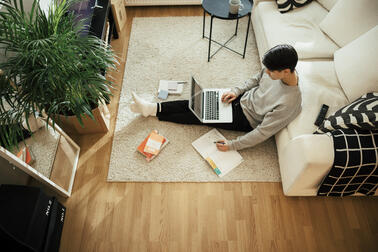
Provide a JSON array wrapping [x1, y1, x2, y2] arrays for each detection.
[[202, 0, 253, 62]]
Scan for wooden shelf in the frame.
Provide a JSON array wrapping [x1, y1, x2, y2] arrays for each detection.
[[0, 121, 80, 197], [50, 134, 80, 192]]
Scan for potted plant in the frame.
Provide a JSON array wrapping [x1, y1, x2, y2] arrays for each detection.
[[0, 0, 117, 144], [0, 72, 31, 150]]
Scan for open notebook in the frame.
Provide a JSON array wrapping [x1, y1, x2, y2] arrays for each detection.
[[192, 129, 244, 177]]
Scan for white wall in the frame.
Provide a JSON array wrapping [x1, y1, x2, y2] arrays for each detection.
[[38, 0, 52, 14], [0, 0, 52, 13], [23, 0, 52, 14]]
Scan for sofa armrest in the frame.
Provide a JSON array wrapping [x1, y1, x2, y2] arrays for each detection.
[[279, 134, 334, 196]]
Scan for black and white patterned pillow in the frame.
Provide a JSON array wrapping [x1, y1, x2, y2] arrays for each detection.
[[315, 93, 378, 134], [276, 0, 313, 13]]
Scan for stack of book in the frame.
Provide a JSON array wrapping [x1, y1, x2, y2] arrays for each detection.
[[137, 130, 169, 162], [157, 80, 187, 99]]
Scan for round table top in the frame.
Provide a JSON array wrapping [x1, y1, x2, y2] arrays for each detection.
[[202, 0, 253, 20]]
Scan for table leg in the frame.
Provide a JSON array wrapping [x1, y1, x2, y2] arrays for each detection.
[[243, 14, 251, 58], [208, 15, 214, 62], [235, 18, 239, 36], [203, 10, 206, 39]]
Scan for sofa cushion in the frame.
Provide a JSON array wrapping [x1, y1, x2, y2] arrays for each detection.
[[316, 0, 338, 11], [285, 60, 349, 139], [319, 0, 378, 47], [254, 1, 339, 59], [251, 6, 269, 61], [276, 0, 313, 13], [315, 93, 378, 134], [334, 26, 378, 103]]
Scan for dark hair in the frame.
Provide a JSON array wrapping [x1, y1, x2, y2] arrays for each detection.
[[262, 44, 298, 72]]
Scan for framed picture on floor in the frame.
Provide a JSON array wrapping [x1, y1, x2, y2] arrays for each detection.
[[111, 0, 127, 33]]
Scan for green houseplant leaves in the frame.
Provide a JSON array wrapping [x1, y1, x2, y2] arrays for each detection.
[[0, 0, 117, 150]]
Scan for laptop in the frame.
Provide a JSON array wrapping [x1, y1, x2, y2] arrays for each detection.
[[188, 77, 233, 123]]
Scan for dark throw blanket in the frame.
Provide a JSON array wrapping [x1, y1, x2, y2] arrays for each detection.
[[317, 129, 378, 196]]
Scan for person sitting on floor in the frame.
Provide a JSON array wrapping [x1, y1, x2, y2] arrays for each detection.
[[130, 44, 302, 152]]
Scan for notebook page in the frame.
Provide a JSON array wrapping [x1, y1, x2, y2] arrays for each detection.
[[209, 150, 243, 177], [192, 129, 244, 176], [191, 129, 222, 158]]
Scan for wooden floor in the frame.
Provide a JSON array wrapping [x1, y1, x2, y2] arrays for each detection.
[[57, 6, 378, 252]]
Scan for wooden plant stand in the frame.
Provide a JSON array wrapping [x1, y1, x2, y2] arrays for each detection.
[[55, 103, 111, 134]]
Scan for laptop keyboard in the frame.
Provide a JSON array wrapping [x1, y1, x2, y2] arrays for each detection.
[[205, 91, 219, 120]]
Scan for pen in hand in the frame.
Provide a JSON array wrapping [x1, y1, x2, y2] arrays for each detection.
[[214, 141, 225, 145]]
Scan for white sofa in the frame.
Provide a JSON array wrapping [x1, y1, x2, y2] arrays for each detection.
[[251, 0, 378, 195]]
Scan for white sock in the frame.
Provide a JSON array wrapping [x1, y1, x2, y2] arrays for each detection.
[[130, 92, 157, 117]]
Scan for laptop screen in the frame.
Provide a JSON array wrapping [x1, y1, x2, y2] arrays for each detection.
[[190, 78, 203, 119]]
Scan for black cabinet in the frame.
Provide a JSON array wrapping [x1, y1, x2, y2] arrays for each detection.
[[0, 185, 66, 252], [71, 0, 118, 43], [90, 0, 119, 43]]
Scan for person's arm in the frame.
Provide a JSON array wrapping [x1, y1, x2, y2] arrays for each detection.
[[230, 69, 264, 97], [228, 104, 299, 150]]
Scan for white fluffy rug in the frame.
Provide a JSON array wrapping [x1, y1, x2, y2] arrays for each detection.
[[107, 17, 280, 182]]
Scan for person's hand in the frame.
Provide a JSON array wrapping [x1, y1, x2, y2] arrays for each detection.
[[216, 140, 230, 152], [221, 91, 237, 104]]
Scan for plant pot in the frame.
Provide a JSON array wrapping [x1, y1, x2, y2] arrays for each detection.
[[54, 102, 110, 134]]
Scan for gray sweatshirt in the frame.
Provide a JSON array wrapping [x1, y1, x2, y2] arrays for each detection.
[[229, 69, 302, 150]]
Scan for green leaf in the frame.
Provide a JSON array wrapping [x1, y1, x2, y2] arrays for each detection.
[[0, 0, 118, 150]]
